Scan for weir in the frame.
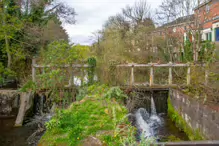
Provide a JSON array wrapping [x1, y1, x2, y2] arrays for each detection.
[[127, 88, 187, 142], [124, 85, 219, 145]]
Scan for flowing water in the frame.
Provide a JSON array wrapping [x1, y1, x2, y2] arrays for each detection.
[[130, 97, 188, 142], [0, 94, 53, 146]]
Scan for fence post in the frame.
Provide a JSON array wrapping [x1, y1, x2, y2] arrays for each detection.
[[42, 67, 45, 74], [168, 62, 173, 85], [32, 58, 36, 82], [130, 65, 135, 86], [187, 63, 191, 85], [81, 67, 84, 86], [150, 64, 154, 86], [68, 65, 73, 87]]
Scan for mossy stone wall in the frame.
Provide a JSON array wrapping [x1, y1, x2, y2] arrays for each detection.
[[169, 89, 219, 140]]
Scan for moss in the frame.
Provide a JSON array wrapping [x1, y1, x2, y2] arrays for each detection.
[[168, 97, 205, 141]]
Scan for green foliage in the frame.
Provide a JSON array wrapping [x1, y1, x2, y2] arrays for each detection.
[[45, 118, 61, 130], [168, 97, 205, 140], [40, 85, 135, 146], [0, 62, 16, 85], [87, 57, 97, 67], [19, 80, 36, 92], [87, 57, 96, 85], [120, 135, 156, 146], [109, 60, 119, 85], [182, 40, 193, 62], [199, 41, 215, 63], [166, 135, 181, 142], [0, 0, 75, 83], [103, 87, 128, 100], [42, 40, 78, 65], [74, 45, 90, 60], [76, 87, 88, 101], [19, 41, 92, 93]]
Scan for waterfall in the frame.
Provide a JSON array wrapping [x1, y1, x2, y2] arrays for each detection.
[[151, 97, 156, 115], [135, 108, 153, 138], [134, 96, 163, 140]]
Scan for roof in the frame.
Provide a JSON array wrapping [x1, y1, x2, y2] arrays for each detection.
[[156, 15, 195, 30], [194, 0, 212, 10]]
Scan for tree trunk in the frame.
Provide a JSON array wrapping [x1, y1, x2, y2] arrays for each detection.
[[5, 35, 11, 68], [1, 0, 11, 68]]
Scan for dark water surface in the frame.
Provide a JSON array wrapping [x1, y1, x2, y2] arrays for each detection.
[[0, 118, 38, 146], [159, 115, 189, 142]]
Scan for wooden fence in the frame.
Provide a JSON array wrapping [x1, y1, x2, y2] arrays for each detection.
[[117, 62, 208, 87], [32, 58, 91, 87]]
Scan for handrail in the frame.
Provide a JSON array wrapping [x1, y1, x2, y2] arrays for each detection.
[[117, 63, 205, 67], [116, 62, 208, 87]]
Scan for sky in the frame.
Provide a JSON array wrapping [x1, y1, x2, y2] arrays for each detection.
[[61, 0, 162, 45]]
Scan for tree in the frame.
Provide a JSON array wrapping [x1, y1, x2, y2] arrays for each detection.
[[122, 0, 152, 25], [0, 0, 76, 81], [92, 0, 155, 84], [0, 0, 23, 68]]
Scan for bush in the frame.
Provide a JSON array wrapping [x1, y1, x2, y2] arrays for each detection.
[[103, 87, 128, 100]]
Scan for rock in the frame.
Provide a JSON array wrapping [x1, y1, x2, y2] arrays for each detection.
[[82, 136, 102, 146], [0, 90, 19, 116]]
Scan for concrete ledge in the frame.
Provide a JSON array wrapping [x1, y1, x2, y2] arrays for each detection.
[[158, 141, 219, 146]]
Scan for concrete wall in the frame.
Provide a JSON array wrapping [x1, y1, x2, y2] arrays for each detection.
[[170, 89, 219, 140], [127, 89, 168, 114]]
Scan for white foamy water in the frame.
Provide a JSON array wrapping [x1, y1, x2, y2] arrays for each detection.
[[136, 108, 153, 138], [151, 97, 157, 115], [134, 97, 163, 140]]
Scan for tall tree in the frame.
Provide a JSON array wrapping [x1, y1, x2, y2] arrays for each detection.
[[0, 0, 76, 80]]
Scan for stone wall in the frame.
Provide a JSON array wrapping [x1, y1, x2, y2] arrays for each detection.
[[170, 89, 219, 140], [0, 90, 19, 116]]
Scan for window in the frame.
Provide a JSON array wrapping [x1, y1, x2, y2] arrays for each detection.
[[206, 32, 212, 41], [206, 5, 210, 13]]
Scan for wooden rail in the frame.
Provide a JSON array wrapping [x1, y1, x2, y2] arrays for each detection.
[[32, 58, 91, 87], [117, 62, 207, 87]]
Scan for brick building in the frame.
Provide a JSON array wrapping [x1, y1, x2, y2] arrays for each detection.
[[153, 0, 219, 43], [194, 0, 219, 42], [151, 0, 219, 61]]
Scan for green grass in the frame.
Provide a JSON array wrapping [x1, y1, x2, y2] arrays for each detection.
[[40, 85, 136, 146]]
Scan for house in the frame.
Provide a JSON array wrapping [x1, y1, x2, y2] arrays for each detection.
[[153, 0, 219, 43], [194, 0, 219, 42]]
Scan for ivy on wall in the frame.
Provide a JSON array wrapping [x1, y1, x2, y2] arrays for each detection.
[[87, 57, 96, 85]]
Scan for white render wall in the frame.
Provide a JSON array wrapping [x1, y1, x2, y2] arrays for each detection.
[[201, 28, 212, 41]]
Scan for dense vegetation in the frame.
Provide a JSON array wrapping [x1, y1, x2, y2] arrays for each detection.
[[0, 0, 75, 85], [40, 85, 156, 146]]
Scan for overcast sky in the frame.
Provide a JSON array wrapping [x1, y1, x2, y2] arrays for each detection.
[[61, 0, 162, 45]]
